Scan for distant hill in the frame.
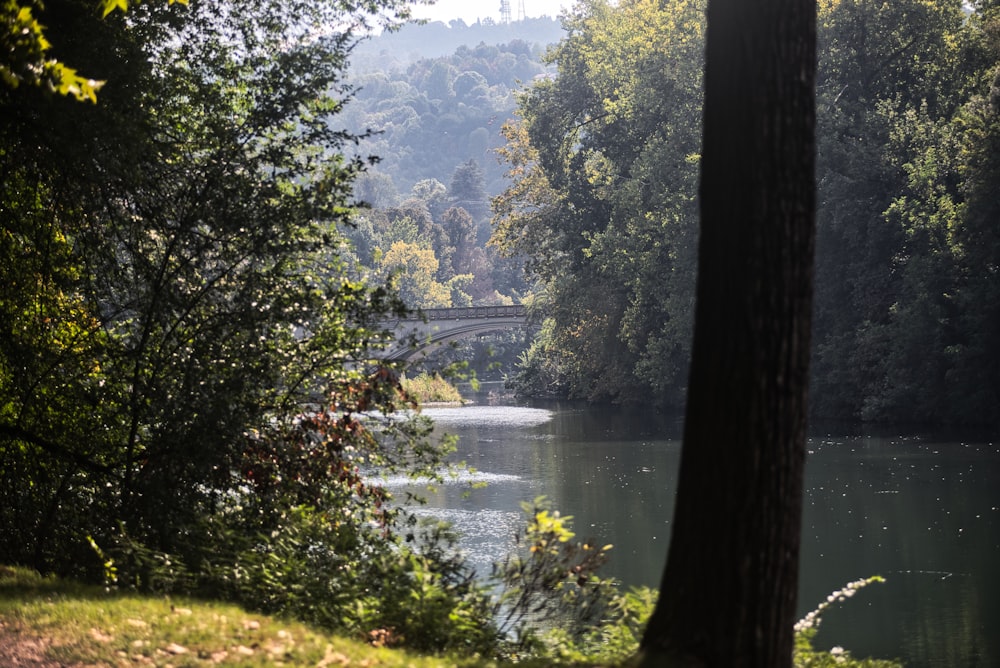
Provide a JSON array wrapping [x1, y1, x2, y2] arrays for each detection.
[[341, 17, 562, 201], [352, 17, 564, 69], [330, 18, 562, 309]]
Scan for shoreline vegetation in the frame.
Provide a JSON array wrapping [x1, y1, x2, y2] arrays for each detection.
[[0, 565, 903, 667], [402, 373, 467, 405]]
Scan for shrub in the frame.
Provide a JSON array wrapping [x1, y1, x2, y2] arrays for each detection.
[[489, 496, 657, 662], [794, 577, 904, 668], [401, 372, 465, 404]]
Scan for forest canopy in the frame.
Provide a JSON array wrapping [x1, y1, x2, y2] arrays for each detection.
[[494, 0, 1000, 428]]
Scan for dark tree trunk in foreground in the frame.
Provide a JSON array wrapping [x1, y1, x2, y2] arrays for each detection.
[[638, 0, 816, 666]]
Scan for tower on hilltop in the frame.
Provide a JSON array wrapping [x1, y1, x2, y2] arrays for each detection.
[[500, 0, 527, 24]]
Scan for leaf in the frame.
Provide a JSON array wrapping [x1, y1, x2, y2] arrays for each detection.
[[101, 0, 128, 18]]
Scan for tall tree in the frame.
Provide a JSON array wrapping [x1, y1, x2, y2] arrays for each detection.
[[638, 0, 815, 665], [491, 0, 705, 406], [808, 0, 968, 420], [449, 158, 490, 231], [0, 0, 426, 578]]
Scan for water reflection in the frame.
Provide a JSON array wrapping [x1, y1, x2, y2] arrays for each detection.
[[800, 437, 999, 667], [386, 389, 998, 668]]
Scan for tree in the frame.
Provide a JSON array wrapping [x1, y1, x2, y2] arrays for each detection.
[[449, 158, 490, 228], [0, 0, 440, 592], [376, 240, 454, 308], [441, 206, 478, 274], [638, 0, 816, 665], [412, 178, 451, 221], [0, 0, 185, 102], [353, 170, 400, 209], [808, 0, 968, 420], [870, 1, 1000, 426], [492, 0, 705, 406]]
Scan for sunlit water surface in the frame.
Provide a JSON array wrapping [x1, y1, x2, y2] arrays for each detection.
[[383, 385, 998, 667]]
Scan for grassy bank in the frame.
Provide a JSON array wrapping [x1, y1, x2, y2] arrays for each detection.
[[0, 566, 498, 667], [0, 566, 903, 667]]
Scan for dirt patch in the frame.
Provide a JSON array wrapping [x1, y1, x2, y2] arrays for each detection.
[[0, 624, 81, 667]]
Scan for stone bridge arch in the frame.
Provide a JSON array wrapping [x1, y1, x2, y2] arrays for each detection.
[[380, 305, 529, 362]]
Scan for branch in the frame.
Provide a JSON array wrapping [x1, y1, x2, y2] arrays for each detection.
[[0, 423, 118, 477]]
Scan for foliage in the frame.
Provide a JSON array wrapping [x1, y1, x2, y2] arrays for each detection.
[[344, 36, 552, 196], [492, 0, 703, 406], [809, 0, 975, 424], [0, 0, 504, 654], [342, 32, 550, 309], [402, 372, 466, 404], [793, 577, 903, 668], [332, 25, 560, 315], [352, 15, 563, 67], [0, 0, 193, 102], [500, 0, 1000, 427], [377, 240, 457, 307], [543, 585, 658, 664], [347, 196, 522, 310], [489, 496, 655, 662], [1, 0, 425, 103], [212, 498, 496, 654], [1, 0, 104, 100]]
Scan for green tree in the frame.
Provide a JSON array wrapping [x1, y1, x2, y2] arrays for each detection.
[[0, 0, 466, 629], [353, 170, 400, 209], [0, 0, 187, 101], [949, 82, 1000, 424], [492, 0, 704, 406], [449, 158, 490, 225], [376, 240, 455, 308], [424, 59, 457, 100], [412, 177, 451, 221], [865, 1, 1000, 426], [809, 0, 969, 420], [441, 205, 478, 275]]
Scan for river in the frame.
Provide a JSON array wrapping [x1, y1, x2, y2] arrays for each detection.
[[391, 383, 998, 667]]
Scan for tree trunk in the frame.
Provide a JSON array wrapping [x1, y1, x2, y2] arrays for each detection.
[[638, 0, 816, 666]]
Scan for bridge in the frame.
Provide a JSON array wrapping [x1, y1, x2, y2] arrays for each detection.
[[379, 305, 529, 362]]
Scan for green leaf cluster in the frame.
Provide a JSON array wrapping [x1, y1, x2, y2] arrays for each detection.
[[0, 0, 188, 101], [488, 496, 652, 662], [810, 0, 1000, 425]]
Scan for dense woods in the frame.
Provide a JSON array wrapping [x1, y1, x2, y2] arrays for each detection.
[[494, 0, 1000, 428], [324, 24, 564, 315]]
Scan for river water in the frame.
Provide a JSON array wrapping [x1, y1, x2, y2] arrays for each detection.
[[393, 384, 998, 667]]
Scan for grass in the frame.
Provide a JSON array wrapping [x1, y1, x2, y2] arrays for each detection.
[[0, 566, 903, 668], [0, 565, 500, 667]]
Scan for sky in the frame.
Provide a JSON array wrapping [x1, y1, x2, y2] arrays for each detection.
[[410, 0, 571, 25]]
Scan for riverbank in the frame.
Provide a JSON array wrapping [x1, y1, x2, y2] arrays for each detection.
[[1, 564, 906, 667], [0, 566, 499, 667]]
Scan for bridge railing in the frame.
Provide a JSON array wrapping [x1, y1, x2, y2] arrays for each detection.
[[400, 305, 526, 321]]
